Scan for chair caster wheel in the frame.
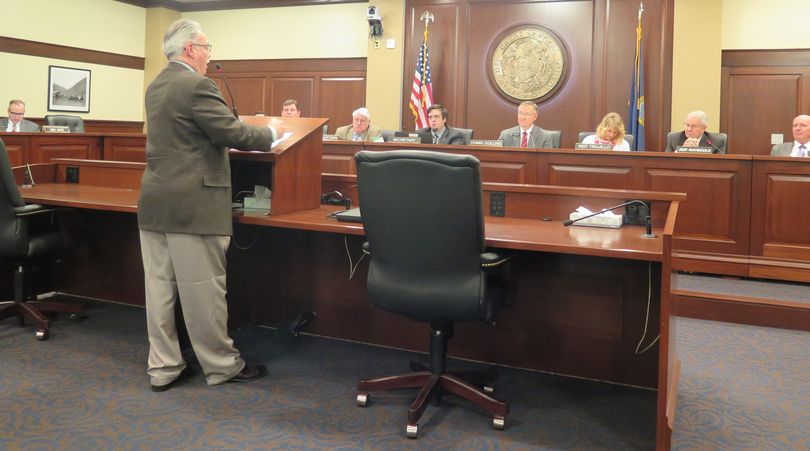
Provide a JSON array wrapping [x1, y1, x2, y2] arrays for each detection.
[[356, 393, 368, 407], [69, 313, 85, 322], [493, 415, 505, 430], [406, 423, 418, 439], [483, 385, 495, 394], [35, 329, 49, 341]]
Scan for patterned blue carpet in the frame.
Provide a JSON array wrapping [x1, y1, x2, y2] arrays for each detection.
[[1, 301, 656, 450]]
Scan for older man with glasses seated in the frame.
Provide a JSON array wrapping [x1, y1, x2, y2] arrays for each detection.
[[665, 110, 726, 154], [1, 100, 41, 132]]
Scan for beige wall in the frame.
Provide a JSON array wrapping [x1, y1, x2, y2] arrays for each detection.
[[670, 0, 723, 134], [363, 0, 405, 130], [183, 4, 369, 59], [1, 0, 145, 120], [722, 0, 810, 49]]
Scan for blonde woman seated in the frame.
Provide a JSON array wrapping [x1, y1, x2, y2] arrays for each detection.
[[582, 112, 630, 151]]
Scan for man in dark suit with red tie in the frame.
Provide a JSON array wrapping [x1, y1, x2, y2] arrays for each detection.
[[498, 101, 555, 149]]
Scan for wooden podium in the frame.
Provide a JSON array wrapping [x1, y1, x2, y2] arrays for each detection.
[[230, 116, 328, 215]]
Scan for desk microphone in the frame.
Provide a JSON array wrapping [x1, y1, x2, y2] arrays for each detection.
[[215, 63, 239, 118], [705, 139, 723, 154], [563, 199, 656, 238]]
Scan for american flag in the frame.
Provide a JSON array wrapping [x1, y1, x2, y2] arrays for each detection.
[[409, 38, 433, 129]]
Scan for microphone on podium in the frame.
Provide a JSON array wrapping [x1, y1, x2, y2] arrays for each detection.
[[215, 63, 239, 118], [563, 200, 656, 238]]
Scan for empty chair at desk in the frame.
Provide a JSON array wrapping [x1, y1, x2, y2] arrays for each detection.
[[548, 130, 562, 148], [44, 115, 85, 133], [354, 149, 510, 438], [0, 139, 83, 340], [455, 127, 474, 145], [380, 129, 397, 142]]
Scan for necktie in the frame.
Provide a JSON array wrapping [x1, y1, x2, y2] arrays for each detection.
[[11, 123, 17, 132], [432, 133, 439, 144], [520, 131, 528, 148], [353, 133, 361, 142], [800, 145, 807, 157]]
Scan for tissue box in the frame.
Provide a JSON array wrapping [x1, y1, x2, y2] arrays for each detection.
[[568, 211, 623, 228]]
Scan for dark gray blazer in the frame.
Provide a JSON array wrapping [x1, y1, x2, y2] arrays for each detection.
[[138, 62, 274, 236], [498, 125, 554, 148], [0, 118, 41, 132], [665, 131, 726, 154], [417, 126, 464, 145]]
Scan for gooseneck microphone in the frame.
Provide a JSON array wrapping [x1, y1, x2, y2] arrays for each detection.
[[705, 139, 723, 154], [563, 200, 656, 238], [214, 63, 238, 118]]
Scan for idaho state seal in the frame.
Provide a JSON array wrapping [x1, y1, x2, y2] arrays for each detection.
[[491, 25, 567, 101]]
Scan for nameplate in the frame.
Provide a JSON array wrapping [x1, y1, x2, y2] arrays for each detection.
[[575, 143, 613, 150], [469, 139, 503, 147], [42, 125, 71, 133], [675, 146, 713, 153], [391, 136, 421, 143], [322, 134, 339, 141]]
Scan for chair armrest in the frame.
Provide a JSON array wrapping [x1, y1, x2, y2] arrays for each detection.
[[481, 251, 509, 268], [14, 204, 68, 217]]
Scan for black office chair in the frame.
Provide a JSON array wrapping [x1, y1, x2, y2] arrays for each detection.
[[380, 129, 397, 142], [455, 127, 474, 145], [0, 139, 82, 340], [548, 130, 562, 148], [354, 150, 510, 438], [44, 115, 85, 133], [577, 131, 635, 148]]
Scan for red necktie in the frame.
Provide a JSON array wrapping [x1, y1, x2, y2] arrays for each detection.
[[521, 131, 528, 148]]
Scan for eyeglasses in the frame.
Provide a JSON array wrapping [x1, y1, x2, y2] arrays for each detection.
[[8, 111, 24, 116], [684, 123, 705, 129], [191, 42, 213, 52]]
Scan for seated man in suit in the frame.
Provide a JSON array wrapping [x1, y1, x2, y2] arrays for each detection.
[[665, 110, 726, 153], [1, 100, 41, 132], [335, 107, 383, 142], [498, 101, 554, 148], [417, 104, 464, 145], [771, 114, 810, 157], [280, 99, 301, 117]]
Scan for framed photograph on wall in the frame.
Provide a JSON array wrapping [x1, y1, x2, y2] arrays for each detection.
[[47, 66, 91, 113]]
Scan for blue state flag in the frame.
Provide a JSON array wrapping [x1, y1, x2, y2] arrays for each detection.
[[627, 3, 645, 151]]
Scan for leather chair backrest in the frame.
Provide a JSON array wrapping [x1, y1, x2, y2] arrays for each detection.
[[455, 128, 474, 145], [0, 139, 30, 257], [548, 130, 562, 148], [355, 150, 487, 323], [577, 131, 635, 148], [44, 115, 85, 133], [380, 129, 397, 142]]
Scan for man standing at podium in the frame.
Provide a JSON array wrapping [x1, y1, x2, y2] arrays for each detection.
[[138, 18, 285, 391]]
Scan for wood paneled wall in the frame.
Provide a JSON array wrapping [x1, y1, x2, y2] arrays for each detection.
[[206, 58, 367, 133], [402, 0, 674, 150], [721, 49, 810, 155]]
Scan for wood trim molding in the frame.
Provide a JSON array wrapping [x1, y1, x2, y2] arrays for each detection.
[[722, 49, 810, 67], [0, 36, 144, 70], [210, 58, 366, 74], [671, 289, 810, 332], [116, 0, 365, 11]]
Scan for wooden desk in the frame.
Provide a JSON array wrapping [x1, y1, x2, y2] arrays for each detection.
[[7, 133, 810, 281], [12, 158, 682, 450]]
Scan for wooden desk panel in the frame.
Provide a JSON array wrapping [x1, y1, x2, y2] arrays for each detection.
[[750, 157, 810, 281], [104, 134, 146, 162]]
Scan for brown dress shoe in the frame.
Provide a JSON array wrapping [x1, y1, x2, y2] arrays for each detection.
[[227, 364, 268, 383]]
